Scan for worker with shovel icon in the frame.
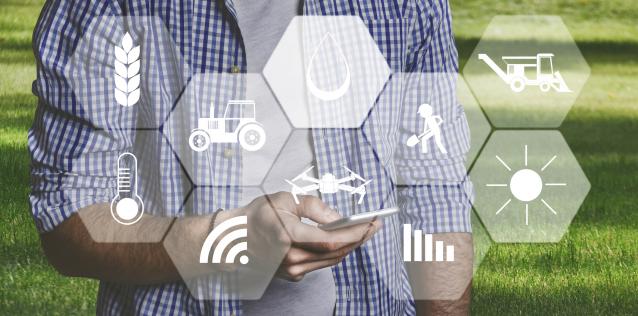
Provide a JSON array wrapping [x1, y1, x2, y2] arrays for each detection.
[[406, 103, 448, 154]]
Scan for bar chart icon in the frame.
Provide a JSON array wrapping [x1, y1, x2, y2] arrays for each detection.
[[403, 224, 455, 262]]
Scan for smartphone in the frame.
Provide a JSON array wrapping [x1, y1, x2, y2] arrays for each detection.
[[318, 207, 399, 231]]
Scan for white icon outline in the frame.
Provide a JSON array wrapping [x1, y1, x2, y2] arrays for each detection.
[[478, 53, 571, 93], [486, 145, 567, 225], [110, 152, 144, 225], [200, 215, 249, 265], [189, 100, 266, 152], [286, 166, 371, 204], [406, 103, 447, 154], [305, 32, 352, 101], [403, 224, 455, 262], [114, 32, 141, 107]]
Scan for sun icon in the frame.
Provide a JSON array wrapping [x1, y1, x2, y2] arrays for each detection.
[[486, 145, 567, 225]]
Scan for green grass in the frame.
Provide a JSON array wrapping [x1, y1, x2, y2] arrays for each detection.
[[0, 0, 636, 314], [0, 1, 98, 314], [451, 0, 638, 314]]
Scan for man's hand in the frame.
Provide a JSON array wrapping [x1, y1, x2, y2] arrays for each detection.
[[218, 192, 381, 281]]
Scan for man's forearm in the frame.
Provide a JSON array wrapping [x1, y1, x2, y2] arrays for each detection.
[[40, 203, 214, 285], [414, 283, 471, 316], [407, 233, 473, 316]]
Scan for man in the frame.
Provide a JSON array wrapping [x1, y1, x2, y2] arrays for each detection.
[[30, 0, 472, 315]]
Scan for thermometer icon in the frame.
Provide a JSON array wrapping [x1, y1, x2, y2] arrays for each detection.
[[110, 152, 144, 225]]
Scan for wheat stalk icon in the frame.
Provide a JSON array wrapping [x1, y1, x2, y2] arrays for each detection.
[[114, 32, 141, 107]]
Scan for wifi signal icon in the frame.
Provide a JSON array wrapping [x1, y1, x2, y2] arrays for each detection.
[[199, 215, 249, 265]]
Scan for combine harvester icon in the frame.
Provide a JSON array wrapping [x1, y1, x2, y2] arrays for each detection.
[[478, 53, 571, 93]]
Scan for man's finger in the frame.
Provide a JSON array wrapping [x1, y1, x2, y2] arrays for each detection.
[[289, 219, 382, 252], [289, 221, 368, 248], [279, 256, 345, 282], [361, 219, 382, 243], [284, 238, 366, 265], [296, 195, 342, 224], [266, 193, 340, 224]]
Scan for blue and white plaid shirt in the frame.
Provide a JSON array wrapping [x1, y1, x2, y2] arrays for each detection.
[[29, 0, 472, 315]]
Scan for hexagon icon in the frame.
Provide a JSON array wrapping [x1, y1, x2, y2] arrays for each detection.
[[371, 73, 472, 186], [404, 230, 475, 301], [77, 130, 180, 243], [261, 129, 397, 243], [471, 131, 590, 243], [163, 186, 291, 300], [395, 177, 475, 301], [264, 16, 391, 128], [163, 73, 292, 187], [463, 16, 590, 128], [360, 73, 490, 181], [65, 16, 189, 130]]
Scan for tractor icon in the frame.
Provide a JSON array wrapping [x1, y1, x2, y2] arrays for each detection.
[[189, 100, 266, 152], [478, 53, 571, 93]]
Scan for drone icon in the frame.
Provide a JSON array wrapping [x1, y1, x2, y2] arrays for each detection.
[[286, 166, 371, 205]]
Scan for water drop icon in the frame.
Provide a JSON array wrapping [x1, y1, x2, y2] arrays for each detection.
[[305, 32, 351, 101]]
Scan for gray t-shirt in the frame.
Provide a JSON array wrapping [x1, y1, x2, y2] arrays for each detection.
[[234, 1, 336, 315]]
